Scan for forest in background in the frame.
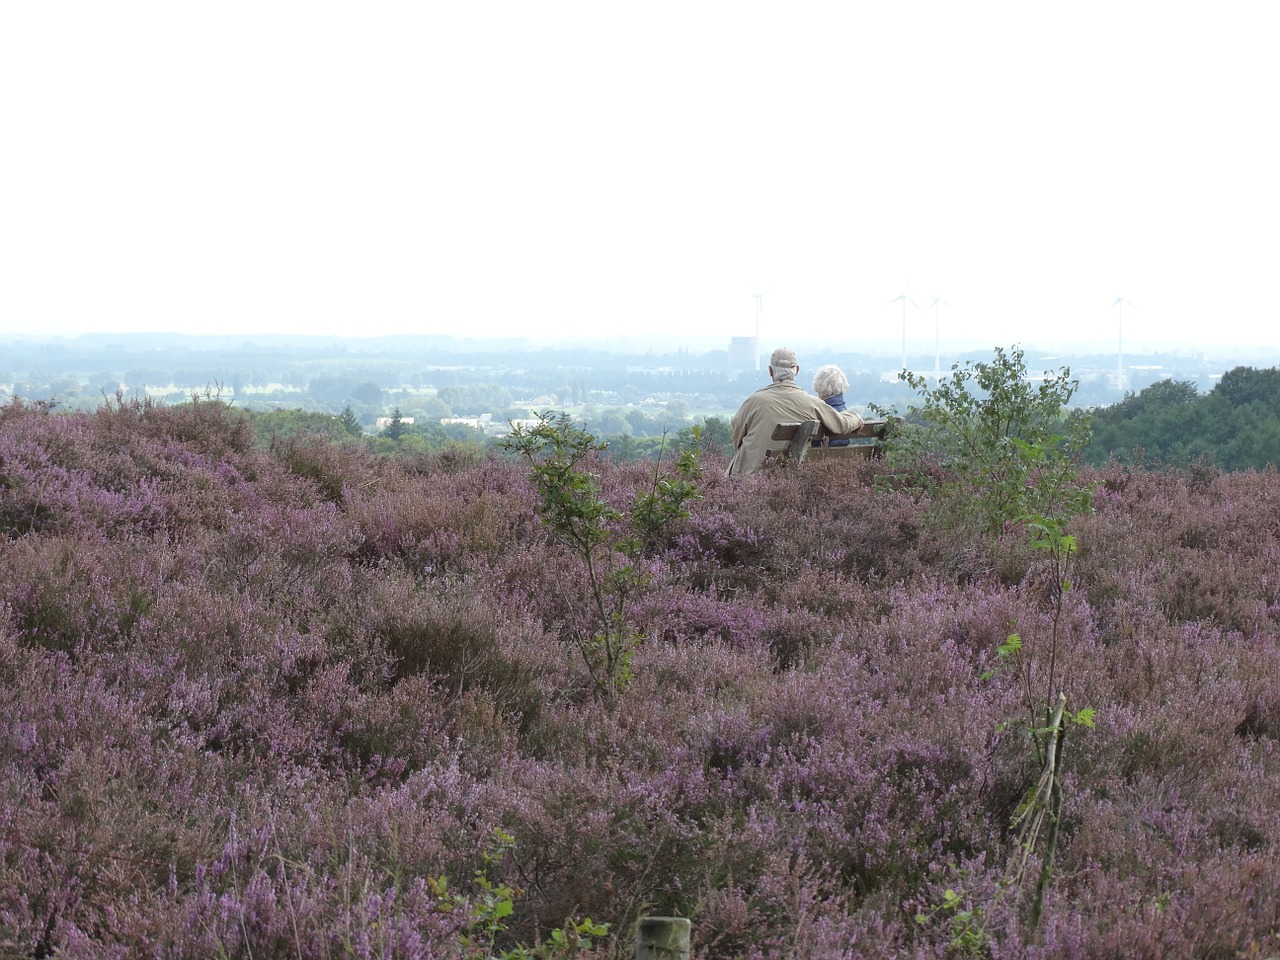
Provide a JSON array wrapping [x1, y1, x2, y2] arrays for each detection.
[[1086, 365, 1280, 471]]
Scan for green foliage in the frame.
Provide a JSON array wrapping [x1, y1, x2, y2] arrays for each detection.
[[248, 408, 355, 447], [1084, 378, 1203, 467], [891, 345, 1093, 537], [1022, 513, 1081, 734], [613, 405, 692, 439], [1008, 691, 1071, 936], [597, 434, 666, 463], [435, 829, 611, 960], [988, 512, 1094, 938], [498, 917, 611, 960], [307, 376, 383, 407], [395, 394, 454, 423], [382, 407, 408, 441], [628, 429, 702, 552], [1069, 706, 1096, 729], [363, 426, 470, 459], [1086, 367, 1280, 471], [915, 887, 988, 957], [1214, 365, 1280, 411], [508, 413, 617, 554], [338, 404, 362, 437], [438, 383, 513, 417], [891, 346, 1099, 942], [504, 412, 701, 700], [678, 416, 732, 458], [587, 407, 634, 439], [591, 416, 728, 463]]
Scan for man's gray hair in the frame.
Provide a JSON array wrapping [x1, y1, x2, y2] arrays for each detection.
[[769, 347, 799, 383], [812, 364, 849, 399]]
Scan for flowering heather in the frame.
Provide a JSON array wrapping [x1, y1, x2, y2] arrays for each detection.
[[4, 397, 1280, 957]]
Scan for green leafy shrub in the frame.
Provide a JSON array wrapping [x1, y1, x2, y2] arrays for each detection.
[[504, 413, 700, 700], [889, 344, 1093, 538]]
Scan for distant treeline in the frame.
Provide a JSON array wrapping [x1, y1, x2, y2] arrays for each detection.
[[1085, 366, 1280, 470], [35, 365, 1280, 473], [16, 336, 1280, 470], [245, 405, 735, 463]]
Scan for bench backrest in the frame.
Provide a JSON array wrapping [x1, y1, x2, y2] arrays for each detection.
[[767, 419, 889, 464]]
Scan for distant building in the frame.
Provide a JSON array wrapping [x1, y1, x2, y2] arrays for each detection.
[[440, 414, 495, 429], [728, 337, 758, 370]]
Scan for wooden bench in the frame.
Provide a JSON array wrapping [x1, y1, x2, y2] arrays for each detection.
[[764, 419, 891, 464]]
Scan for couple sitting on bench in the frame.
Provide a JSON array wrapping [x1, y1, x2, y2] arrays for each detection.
[[727, 347, 877, 477]]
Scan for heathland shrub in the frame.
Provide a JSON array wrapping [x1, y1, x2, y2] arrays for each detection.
[[7, 398, 1280, 957]]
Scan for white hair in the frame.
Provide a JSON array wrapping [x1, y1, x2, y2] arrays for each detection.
[[769, 347, 799, 383], [812, 364, 849, 399], [771, 365, 798, 383]]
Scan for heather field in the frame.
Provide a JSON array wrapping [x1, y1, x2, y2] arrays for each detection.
[[5, 396, 1280, 959]]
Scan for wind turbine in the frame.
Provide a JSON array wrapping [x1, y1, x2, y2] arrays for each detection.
[[1111, 296, 1134, 393], [752, 290, 768, 371], [889, 288, 924, 373], [928, 297, 950, 383]]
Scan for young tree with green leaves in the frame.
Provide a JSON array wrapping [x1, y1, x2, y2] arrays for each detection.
[[892, 344, 1093, 536], [892, 345, 1095, 938], [504, 412, 701, 700]]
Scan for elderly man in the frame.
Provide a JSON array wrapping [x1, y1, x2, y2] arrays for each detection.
[[727, 347, 865, 476]]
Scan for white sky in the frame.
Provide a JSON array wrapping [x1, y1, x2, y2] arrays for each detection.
[[2, 2, 1278, 353]]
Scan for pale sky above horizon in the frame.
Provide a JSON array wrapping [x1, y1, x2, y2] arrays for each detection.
[[3, 3, 1278, 354]]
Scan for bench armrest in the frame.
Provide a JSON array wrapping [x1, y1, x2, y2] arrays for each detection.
[[826, 418, 892, 442]]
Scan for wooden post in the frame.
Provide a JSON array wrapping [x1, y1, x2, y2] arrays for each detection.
[[784, 420, 818, 462], [769, 420, 819, 463], [635, 916, 691, 960]]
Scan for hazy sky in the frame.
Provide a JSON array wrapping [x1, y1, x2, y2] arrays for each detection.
[[3, 3, 1277, 352]]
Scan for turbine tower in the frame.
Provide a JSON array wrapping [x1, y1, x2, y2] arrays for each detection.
[[1111, 296, 1133, 393], [890, 289, 923, 373], [929, 297, 949, 383], [747, 291, 757, 371], [752, 291, 766, 372]]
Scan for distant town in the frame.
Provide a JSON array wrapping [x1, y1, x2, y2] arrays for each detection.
[[4, 331, 1277, 439]]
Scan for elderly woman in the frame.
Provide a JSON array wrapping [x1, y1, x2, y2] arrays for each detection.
[[811, 364, 852, 447]]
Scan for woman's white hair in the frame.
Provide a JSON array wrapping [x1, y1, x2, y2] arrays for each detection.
[[812, 364, 849, 399]]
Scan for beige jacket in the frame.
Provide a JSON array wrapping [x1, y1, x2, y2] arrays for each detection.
[[727, 380, 864, 476]]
